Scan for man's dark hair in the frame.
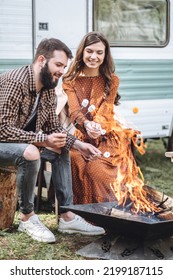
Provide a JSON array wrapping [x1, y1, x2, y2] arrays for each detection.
[[33, 38, 73, 63]]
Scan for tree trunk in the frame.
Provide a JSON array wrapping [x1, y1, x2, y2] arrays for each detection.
[[0, 168, 17, 229]]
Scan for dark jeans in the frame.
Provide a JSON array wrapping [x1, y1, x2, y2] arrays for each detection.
[[0, 143, 73, 214], [41, 148, 73, 214]]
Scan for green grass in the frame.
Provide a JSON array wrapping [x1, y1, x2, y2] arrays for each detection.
[[0, 138, 173, 260], [0, 212, 97, 260]]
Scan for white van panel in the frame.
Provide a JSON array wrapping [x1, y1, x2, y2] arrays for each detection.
[[116, 99, 173, 139], [34, 0, 87, 53], [0, 0, 33, 59]]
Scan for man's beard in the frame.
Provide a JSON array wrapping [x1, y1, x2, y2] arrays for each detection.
[[40, 62, 58, 90]]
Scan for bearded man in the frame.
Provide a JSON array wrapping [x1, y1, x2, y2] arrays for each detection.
[[0, 38, 105, 243]]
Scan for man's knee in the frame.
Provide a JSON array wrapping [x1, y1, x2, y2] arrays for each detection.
[[23, 144, 40, 161]]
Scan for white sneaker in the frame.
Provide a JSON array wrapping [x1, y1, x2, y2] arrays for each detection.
[[58, 215, 105, 235], [18, 214, 56, 243]]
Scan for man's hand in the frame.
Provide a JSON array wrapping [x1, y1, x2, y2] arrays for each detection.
[[45, 132, 67, 149], [72, 139, 102, 160]]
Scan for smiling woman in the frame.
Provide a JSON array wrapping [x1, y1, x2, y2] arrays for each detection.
[[82, 41, 105, 76], [62, 31, 145, 206]]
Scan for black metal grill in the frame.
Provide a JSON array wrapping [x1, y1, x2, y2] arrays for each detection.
[[61, 186, 173, 240]]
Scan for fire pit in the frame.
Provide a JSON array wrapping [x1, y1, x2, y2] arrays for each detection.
[[61, 185, 173, 240], [61, 186, 173, 259]]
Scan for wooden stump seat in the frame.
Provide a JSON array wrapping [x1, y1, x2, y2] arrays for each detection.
[[0, 163, 58, 229], [0, 167, 17, 229]]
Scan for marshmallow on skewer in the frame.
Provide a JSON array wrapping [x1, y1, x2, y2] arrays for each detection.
[[101, 129, 106, 135], [103, 152, 110, 158], [87, 104, 96, 113], [73, 104, 96, 127], [81, 99, 89, 107]]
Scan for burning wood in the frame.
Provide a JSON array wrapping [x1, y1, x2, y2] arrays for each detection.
[[110, 181, 164, 215], [156, 197, 169, 208], [110, 182, 173, 220]]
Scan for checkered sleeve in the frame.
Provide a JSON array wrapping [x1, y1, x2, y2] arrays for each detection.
[[0, 78, 47, 143], [0, 74, 76, 149], [42, 101, 76, 150]]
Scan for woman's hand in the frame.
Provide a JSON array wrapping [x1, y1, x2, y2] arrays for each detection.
[[84, 121, 102, 139]]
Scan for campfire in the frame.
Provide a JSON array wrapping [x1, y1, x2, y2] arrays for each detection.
[[110, 184, 173, 222], [109, 177, 169, 216], [107, 134, 172, 218], [61, 188, 173, 259], [62, 115, 173, 239], [94, 102, 171, 217], [62, 101, 173, 259], [61, 185, 173, 240], [93, 101, 157, 212]]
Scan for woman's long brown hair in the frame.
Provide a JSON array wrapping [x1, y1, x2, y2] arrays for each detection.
[[63, 31, 120, 105]]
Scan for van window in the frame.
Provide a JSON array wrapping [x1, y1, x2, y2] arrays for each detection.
[[93, 0, 169, 47]]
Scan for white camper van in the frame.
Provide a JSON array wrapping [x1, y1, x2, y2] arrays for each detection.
[[0, 0, 173, 148]]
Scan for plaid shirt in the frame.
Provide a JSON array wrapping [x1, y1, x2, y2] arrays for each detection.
[[0, 65, 75, 150]]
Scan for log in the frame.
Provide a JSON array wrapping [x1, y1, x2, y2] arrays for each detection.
[[0, 167, 17, 229]]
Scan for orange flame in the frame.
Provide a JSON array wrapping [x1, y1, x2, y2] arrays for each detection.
[[110, 180, 160, 214], [94, 102, 160, 214]]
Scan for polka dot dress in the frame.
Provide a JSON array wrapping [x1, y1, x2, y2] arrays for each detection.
[[62, 74, 144, 205]]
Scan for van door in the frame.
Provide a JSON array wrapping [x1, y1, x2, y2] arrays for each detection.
[[34, 0, 87, 54]]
